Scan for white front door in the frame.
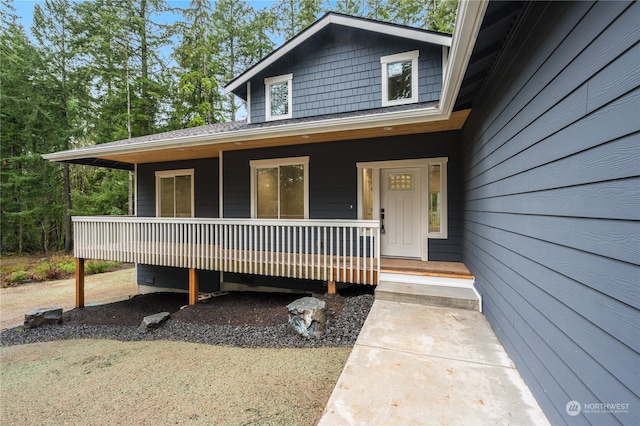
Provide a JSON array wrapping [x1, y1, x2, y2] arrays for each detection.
[[380, 168, 422, 258]]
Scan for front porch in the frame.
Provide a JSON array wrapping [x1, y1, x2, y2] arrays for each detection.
[[73, 216, 381, 307], [72, 216, 477, 310]]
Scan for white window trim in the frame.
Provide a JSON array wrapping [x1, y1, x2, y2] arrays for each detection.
[[155, 169, 195, 218], [380, 50, 419, 107], [246, 82, 251, 124], [356, 158, 447, 260], [250, 156, 309, 219], [265, 73, 293, 121]]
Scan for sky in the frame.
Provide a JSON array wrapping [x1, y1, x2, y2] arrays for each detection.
[[12, 0, 281, 33]]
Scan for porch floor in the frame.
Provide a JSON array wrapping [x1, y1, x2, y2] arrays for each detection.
[[379, 258, 473, 279]]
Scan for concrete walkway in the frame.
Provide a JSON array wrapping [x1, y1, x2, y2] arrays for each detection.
[[319, 300, 549, 425]]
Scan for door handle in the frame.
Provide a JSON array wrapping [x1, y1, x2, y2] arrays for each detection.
[[380, 208, 385, 234]]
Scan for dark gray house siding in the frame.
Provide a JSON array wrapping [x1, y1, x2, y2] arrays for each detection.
[[248, 27, 442, 123], [136, 158, 221, 292], [223, 131, 464, 262], [137, 158, 219, 218], [461, 2, 639, 425]]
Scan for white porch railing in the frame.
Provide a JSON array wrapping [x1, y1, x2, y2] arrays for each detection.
[[73, 216, 380, 285]]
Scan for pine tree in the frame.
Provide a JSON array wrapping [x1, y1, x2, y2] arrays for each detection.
[[272, 0, 323, 40], [212, 0, 274, 121], [172, 0, 223, 127], [32, 0, 89, 253], [0, 16, 66, 253]]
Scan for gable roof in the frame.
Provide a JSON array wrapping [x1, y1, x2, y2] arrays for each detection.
[[43, 1, 491, 169], [224, 12, 452, 97]]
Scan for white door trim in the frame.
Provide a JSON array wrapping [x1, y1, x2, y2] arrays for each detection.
[[380, 167, 423, 258], [357, 157, 448, 261]]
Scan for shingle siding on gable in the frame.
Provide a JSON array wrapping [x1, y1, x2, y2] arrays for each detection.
[[250, 28, 442, 123], [461, 2, 639, 425]]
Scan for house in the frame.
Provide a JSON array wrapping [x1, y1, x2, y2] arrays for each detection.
[[43, 1, 639, 425]]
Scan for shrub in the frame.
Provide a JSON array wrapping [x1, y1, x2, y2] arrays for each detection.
[[86, 260, 120, 275], [6, 270, 31, 284], [58, 258, 76, 273], [33, 259, 68, 281]]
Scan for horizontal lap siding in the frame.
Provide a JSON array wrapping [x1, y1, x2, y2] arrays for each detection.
[[136, 158, 220, 291], [224, 130, 463, 262], [137, 158, 219, 218], [462, 2, 639, 425]]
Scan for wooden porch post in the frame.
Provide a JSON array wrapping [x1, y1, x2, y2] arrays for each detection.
[[327, 280, 336, 295], [189, 268, 199, 305], [75, 258, 85, 308]]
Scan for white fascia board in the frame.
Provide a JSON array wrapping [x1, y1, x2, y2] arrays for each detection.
[[224, 13, 451, 95], [42, 106, 442, 163], [330, 14, 452, 47], [439, 0, 489, 115]]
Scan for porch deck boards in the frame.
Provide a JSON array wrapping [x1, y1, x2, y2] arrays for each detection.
[[380, 258, 473, 280]]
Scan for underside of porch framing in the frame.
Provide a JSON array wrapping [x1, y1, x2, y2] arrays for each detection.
[[73, 257, 375, 308]]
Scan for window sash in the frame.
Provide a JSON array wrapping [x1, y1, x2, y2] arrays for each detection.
[[155, 169, 194, 218], [265, 74, 293, 121], [251, 157, 309, 219], [380, 50, 419, 107]]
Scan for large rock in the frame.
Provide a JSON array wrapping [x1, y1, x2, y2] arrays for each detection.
[[138, 312, 171, 333], [286, 297, 328, 339], [24, 307, 63, 329]]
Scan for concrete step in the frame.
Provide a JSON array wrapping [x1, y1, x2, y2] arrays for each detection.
[[375, 281, 480, 311]]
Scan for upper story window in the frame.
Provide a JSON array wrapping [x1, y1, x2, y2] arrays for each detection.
[[265, 74, 293, 121], [380, 50, 419, 107], [250, 157, 309, 219], [156, 169, 194, 218]]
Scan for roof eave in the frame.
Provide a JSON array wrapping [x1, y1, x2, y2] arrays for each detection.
[[43, 105, 443, 163], [43, 2, 489, 166], [440, 0, 490, 114]]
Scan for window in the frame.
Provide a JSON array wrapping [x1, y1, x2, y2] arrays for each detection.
[[380, 50, 419, 107], [362, 168, 373, 220], [250, 157, 309, 219], [265, 74, 293, 121], [155, 169, 194, 218], [426, 159, 447, 238], [428, 164, 442, 233]]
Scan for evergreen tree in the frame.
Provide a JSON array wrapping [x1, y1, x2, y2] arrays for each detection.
[[0, 16, 66, 253], [425, 0, 458, 33], [212, 0, 274, 121], [32, 0, 89, 253], [272, 0, 323, 41], [332, 0, 366, 16], [172, 0, 223, 127], [388, 0, 427, 26]]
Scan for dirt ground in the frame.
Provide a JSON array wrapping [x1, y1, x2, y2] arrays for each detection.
[[0, 269, 352, 425], [0, 267, 138, 330], [1, 339, 349, 425]]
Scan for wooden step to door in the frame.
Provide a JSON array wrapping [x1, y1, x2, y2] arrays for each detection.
[[375, 281, 481, 311]]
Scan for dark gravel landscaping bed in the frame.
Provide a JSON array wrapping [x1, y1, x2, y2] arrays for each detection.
[[0, 286, 374, 348]]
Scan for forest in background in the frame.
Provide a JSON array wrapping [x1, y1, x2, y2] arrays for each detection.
[[0, 0, 457, 255]]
